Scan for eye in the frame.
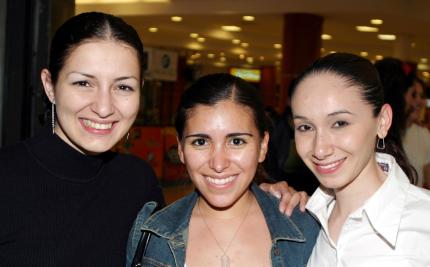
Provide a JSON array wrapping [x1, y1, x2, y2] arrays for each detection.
[[72, 80, 90, 87], [117, 84, 135, 92], [333, 120, 349, 128], [229, 137, 246, 146], [191, 138, 208, 147], [296, 124, 313, 132]]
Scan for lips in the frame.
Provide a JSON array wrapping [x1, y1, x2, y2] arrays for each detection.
[[82, 119, 113, 130], [80, 118, 116, 134], [313, 158, 345, 174], [205, 175, 237, 186]]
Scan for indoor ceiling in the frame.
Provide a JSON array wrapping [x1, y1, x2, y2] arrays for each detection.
[[76, 0, 430, 74]]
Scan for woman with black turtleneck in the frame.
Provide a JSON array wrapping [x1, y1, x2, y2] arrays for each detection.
[[0, 12, 164, 266]]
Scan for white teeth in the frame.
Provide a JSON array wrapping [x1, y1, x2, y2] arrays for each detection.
[[319, 160, 342, 169], [205, 176, 235, 185], [82, 119, 113, 130]]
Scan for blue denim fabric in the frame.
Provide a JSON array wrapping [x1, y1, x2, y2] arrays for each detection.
[[126, 183, 320, 267]]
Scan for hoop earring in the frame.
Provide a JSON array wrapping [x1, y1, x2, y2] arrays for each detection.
[[126, 132, 130, 141], [51, 102, 55, 135], [377, 137, 385, 150]]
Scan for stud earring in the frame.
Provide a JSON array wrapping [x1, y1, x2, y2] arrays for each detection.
[[51, 101, 55, 135], [376, 137, 385, 150], [126, 132, 130, 141]]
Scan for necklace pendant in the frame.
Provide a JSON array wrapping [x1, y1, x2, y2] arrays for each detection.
[[221, 254, 230, 267]]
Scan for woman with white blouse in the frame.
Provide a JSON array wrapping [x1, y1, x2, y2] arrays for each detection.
[[290, 52, 430, 267]]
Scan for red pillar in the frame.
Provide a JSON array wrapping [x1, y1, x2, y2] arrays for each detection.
[[279, 13, 323, 110], [259, 65, 277, 109]]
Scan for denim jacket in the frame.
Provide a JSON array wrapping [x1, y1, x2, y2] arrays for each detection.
[[126, 183, 320, 267]]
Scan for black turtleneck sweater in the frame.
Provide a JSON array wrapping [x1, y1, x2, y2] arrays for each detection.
[[0, 129, 165, 267]]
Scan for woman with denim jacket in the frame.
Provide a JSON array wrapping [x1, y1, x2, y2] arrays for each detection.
[[126, 73, 320, 267]]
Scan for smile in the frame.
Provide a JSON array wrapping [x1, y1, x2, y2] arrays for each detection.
[[314, 158, 345, 174], [205, 175, 237, 186], [82, 119, 113, 130]]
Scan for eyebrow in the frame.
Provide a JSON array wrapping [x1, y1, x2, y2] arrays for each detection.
[[67, 72, 138, 81], [293, 110, 354, 120], [184, 132, 254, 139]]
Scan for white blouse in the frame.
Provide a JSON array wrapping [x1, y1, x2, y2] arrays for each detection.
[[306, 153, 430, 267]]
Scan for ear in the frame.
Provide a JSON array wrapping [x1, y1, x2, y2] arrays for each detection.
[[377, 104, 393, 139], [176, 136, 185, 164], [258, 131, 270, 163], [41, 69, 55, 103]]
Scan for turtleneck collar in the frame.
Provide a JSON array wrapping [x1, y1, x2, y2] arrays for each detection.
[[25, 128, 115, 183]]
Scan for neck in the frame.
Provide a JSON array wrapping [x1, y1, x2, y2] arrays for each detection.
[[332, 157, 386, 217], [198, 190, 254, 220]]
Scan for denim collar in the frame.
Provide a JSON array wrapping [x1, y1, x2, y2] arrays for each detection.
[[141, 183, 306, 243]]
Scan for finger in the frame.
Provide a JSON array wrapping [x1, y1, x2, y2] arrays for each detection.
[[278, 190, 292, 215], [272, 181, 289, 199], [299, 192, 309, 212], [285, 192, 301, 216]]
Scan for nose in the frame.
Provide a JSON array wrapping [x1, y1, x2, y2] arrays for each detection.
[[312, 131, 334, 160], [91, 88, 114, 118], [209, 146, 230, 173]]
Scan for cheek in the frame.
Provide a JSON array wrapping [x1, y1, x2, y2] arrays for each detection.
[[294, 134, 312, 158], [116, 96, 140, 117]]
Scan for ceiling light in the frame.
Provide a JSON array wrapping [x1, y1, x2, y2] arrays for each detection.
[[418, 63, 429, 70], [197, 37, 206, 42], [214, 62, 226, 68], [186, 42, 203, 50], [190, 33, 199, 38], [243, 16, 255, 22], [142, 0, 169, 2], [220, 52, 225, 56], [76, 0, 170, 3], [207, 53, 215, 59], [259, 56, 265, 61], [239, 54, 245, 59], [360, 51, 369, 57], [422, 71, 430, 78], [246, 57, 254, 64], [276, 53, 282, 59], [375, 55, 384, 60], [321, 34, 332, 40], [241, 42, 249, 48], [356, 26, 379, 32], [273, 43, 282, 49], [320, 48, 326, 53], [329, 51, 336, 54], [220, 57, 227, 62], [378, 34, 396, 41], [148, 27, 158, 32], [370, 19, 383, 25], [171, 16, 183, 22], [221, 25, 241, 32], [420, 58, 428, 63], [232, 39, 241, 44]]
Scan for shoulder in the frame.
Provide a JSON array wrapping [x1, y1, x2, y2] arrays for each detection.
[[404, 185, 430, 216], [105, 153, 165, 205], [0, 140, 31, 177], [252, 184, 320, 239]]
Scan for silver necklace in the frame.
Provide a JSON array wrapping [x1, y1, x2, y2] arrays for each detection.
[[197, 195, 254, 267]]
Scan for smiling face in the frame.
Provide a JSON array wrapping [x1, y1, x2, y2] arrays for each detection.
[[291, 72, 391, 193], [41, 40, 141, 154], [177, 100, 269, 209]]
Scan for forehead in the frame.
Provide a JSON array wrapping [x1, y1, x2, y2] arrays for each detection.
[[292, 72, 369, 115], [185, 100, 257, 132], [65, 40, 138, 65]]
